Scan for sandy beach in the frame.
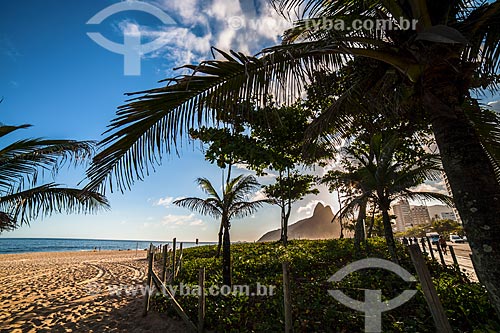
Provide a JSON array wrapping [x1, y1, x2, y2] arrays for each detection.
[[0, 250, 186, 332]]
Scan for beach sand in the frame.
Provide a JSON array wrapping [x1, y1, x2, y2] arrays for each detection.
[[0, 250, 186, 332]]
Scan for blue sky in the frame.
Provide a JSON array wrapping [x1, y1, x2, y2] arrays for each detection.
[[1, 1, 498, 242], [0, 0, 333, 242]]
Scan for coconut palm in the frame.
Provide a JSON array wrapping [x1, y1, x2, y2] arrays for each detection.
[[85, 0, 500, 315], [173, 175, 271, 286], [0, 124, 109, 232], [324, 133, 452, 262]]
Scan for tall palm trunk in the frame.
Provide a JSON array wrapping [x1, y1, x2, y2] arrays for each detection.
[[338, 190, 344, 239], [354, 197, 368, 251], [222, 219, 232, 286], [216, 222, 223, 258], [426, 92, 500, 317], [216, 165, 233, 258], [367, 204, 376, 238], [379, 196, 398, 263]]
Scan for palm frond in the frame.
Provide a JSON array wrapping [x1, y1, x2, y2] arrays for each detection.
[[0, 183, 109, 228], [459, 1, 500, 76], [334, 192, 373, 220], [225, 175, 260, 202], [229, 199, 273, 220], [86, 41, 417, 192], [173, 197, 222, 219], [464, 103, 500, 183], [196, 177, 222, 201], [0, 124, 31, 138], [0, 139, 95, 193], [401, 190, 454, 206]]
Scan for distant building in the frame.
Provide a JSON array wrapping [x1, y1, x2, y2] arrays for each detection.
[[393, 194, 460, 232], [440, 211, 457, 221], [411, 205, 431, 226], [393, 199, 412, 232], [427, 205, 456, 221]]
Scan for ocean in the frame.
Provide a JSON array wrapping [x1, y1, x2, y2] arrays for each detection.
[[0, 238, 212, 254]]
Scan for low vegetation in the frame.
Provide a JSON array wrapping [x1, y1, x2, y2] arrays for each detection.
[[152, 239, 499, 332]]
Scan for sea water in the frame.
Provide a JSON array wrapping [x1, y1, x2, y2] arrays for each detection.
[[0, 238, 211, 254]]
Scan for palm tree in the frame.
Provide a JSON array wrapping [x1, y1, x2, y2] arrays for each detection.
[[324, 133, 453, 262], [173, 175, 271, 286], [85, 0, 500, 315], [0, 124, 109, 232], [322, 169, 371, 251]]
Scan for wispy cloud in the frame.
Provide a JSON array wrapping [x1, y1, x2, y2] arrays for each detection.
[[118, 0, 292, 70], [161, 213, 205, 226], [0, 36, 21, 61], [411, 180, 448, 196], [250, 188, 268, 201], [154, 196, 184, 208]]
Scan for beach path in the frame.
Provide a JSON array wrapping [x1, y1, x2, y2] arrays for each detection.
[[0, 250, 186, 332]]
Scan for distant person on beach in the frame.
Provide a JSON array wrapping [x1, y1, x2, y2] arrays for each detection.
[[402, 237, 408, 246], [439, 236, 448, 255]]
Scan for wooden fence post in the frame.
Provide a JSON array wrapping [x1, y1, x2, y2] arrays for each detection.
[[425, 237, 435, 261], [436, 242, 446, 265], [448, 246, 459, 266], [161, 244, 169, 283], [177, 242, 184, 278], [282, 262, 293, 333], [407, 244, 452, 332], [172, 238, 177, 282], [142, 243, 154, 317], [198, 268, 206, 333], [420, 238, 427, 256]]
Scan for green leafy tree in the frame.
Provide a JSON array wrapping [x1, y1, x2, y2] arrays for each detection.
[[85, 0, 500, 316], [431, 219, 463, 237], [397, 224, 431, 238], [0, 124, 109, 231], [173, 175, 271, 286], [191, 104, 326, 246], [263, 171, 319, 245]]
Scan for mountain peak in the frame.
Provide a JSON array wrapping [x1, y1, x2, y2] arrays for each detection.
[[313, 202, 325, 215]]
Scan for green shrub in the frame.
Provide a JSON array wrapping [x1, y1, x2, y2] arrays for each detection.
[[151, 238, 500, 332]]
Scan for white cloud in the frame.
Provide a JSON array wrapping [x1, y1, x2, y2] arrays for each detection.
[[411, 179, 448, 196], [125, 0, 293, 69], [189, 219, 205, 226], [155, 196, 174, 207], [161, 213, 205, 226], [250, 188, 268, 201], [154, 196, 184, 208]]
